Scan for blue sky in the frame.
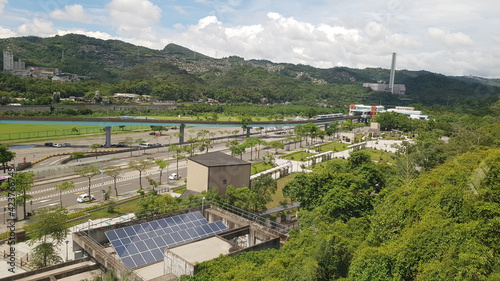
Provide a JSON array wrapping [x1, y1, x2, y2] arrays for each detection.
[[0, 0, 499, 78]]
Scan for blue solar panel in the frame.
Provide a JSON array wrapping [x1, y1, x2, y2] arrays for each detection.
[[122, 256, 135, 268], [107, 230, 118, 241], [115, 228, 126, 238], [105, 211, 228, 269]]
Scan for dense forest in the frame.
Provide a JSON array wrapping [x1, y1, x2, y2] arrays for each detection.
[[1, 34, 499, 107]]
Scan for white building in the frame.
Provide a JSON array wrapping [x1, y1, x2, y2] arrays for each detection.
[[349, 104, 386, 118], [387, 106, 428, 120]]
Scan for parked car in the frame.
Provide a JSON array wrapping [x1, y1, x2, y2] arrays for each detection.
[[111, 142, 127, 147], [169, 173, 181, 180], [63, 143, 71, 147], [53, 143, 62, 148], [77, 193, 95, 203], [44, 142, 53, 147]]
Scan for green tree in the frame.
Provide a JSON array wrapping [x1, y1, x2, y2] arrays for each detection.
[[25, 206, 68, 268], [75, 165, 100, 197], [244, 137, 261, 160], [128, 159, 154, 190], [0, 144, 15, 173], [54, 181, 74, 207], [168, 145, 185, 176], [89, 143, 101, 159], [269, 140, 285, 154], [1, 171, 34, 219], [249, 175, 277, 212], [104, 166, 122, 197], [155, 159, 168, 184], [135, 138, 146, 154], [123, 137, 135, 156]]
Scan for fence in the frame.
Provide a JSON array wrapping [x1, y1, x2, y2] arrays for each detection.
[[0, 125, 150, 141]]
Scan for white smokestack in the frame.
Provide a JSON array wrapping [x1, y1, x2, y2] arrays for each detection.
[[389, 52, 396, 94]]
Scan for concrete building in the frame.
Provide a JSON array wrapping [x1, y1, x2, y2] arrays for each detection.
[[187, 151, 251, 195], [3, 49, 14, 71], [68, 206, 283, 280], [363, 83, 406, 95], [349, 104, 386, 118], [387, 106, 428, 120]]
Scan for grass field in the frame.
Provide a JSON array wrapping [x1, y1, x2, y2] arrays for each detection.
[[251, 162, 275, 175], [0, 124, 101, 134], [0, 124, 150, 141], [313, 141, 349, 153], [266, 174, 296, 209], [282, 151, 315, 161]]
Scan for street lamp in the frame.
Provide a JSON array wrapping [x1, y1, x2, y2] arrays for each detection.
[[99, 169, 104, 201], [202, 197, 205, 213], [65, 240, 69, 262]]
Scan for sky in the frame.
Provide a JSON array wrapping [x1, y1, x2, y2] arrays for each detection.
[[0, 0, 499, 78]]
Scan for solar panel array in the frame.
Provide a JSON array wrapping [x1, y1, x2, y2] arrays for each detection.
[[105, 211, 228, 269]]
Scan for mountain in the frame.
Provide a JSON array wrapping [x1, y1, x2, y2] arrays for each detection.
[[0, 34, 499, 106]]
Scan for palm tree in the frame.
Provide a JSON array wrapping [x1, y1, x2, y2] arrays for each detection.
[[55, 181, 74, 207], [104, 166, 122, 197]]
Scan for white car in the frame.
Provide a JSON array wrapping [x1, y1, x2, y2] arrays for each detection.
[[53, 143, 62, 148], [77, 193, 95, 203], [169, 173, 181, 180]]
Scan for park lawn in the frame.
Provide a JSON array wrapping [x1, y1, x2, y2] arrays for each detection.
[[362, 148, 397, 164], [282, 151, 315, 161], [88, 199, 140, 220], [266, 174, 296, 209], [315, 141, 349, 153], [251, 162, 275, 175]]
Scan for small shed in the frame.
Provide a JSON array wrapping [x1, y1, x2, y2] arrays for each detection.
[[187, 151, 251, 195]]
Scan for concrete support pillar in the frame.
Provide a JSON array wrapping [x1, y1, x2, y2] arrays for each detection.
[[324, 123, 328, 130], [104, 126, 111, 148], [246, 127, 251, 138], [265, 217, 271, 227], [286, 211, 291, 222], [276, 213, 282, 224], [179, 123, 185, 144], [248, 232, 254, 246]]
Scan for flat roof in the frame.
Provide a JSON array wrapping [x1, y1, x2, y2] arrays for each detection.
[[168, 236, 232, 265], [188, 151, 250, 167]]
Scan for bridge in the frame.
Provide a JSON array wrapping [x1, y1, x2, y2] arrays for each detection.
[[0, 115, 363, 147]]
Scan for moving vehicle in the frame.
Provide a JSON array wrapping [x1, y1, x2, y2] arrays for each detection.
[[316, 113, 343, 120], [77, 193, 95, 203], [169, 173, 181, 180]]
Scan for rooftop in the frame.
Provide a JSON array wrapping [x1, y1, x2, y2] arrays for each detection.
[[188, 151, 250, 167]]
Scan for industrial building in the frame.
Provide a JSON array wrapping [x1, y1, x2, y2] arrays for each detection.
[[362, 52, 406, 95], [186, 151, 251, 195]]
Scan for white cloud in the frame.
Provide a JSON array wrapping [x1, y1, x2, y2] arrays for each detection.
[[0, 26, 16, 38], [50, 4, 91, 23], [106, 0, 162, 37], [17, 18, 55, 37], [173, 5, 188, 15], [427, 27, 475, 47], [0, 0, 7, 14]]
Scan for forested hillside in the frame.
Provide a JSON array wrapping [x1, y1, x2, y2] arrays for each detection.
[[1, 34, 499, 106], [179, 101, 500, 281]]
